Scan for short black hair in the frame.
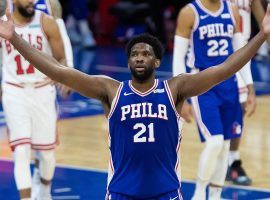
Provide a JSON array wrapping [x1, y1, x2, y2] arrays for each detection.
[[125, 33, 164, 60]]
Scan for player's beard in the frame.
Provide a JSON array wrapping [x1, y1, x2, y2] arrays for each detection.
[[130, 66, 154, 82], [18, 5, 35, 18]]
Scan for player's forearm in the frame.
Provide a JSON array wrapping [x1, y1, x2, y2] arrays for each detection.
[[10, 32, 68, 83], [9, 32, 112, 100], [216, 30, 266, 83], [182, 30, 266, 98], [172, 35, 189, 76]]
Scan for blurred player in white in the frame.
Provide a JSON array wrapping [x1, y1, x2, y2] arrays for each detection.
[[227, 0, 270, 186], [7, 0, 74, 68], [0, 0, 71, 199], [7, 0, 74, 198]]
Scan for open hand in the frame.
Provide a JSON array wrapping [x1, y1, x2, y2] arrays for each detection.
[[262, 4, 270, 34], [0, 9, 14, 40]]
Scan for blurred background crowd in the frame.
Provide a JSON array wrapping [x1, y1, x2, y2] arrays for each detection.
[[59, 0, 270, 57]]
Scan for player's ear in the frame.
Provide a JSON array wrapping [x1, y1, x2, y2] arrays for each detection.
[[155, 59, 160, 69]]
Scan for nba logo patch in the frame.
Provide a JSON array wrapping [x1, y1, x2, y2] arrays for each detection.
[[232, 122, 242, 134]]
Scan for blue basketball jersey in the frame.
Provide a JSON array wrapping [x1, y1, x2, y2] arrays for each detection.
[[107, 79, 183, 199], [34, 0, 52, 15], [189, 0, 235, 70]]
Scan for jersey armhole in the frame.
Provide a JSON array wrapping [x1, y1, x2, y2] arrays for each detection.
[[188, 4, 199, 31], [107, 82, 123, 119], [164, 80, 184, 122]]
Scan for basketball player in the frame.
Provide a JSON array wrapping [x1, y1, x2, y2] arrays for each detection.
[[7, 0, 73, 197], [226, 0, 270, 186], [0, 5, 269, 199], [172, 0, 256, 199], [7, 0, 74, 78], [0, 0, 69, 199]]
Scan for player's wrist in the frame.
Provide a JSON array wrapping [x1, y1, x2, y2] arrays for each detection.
[[246, 84, 255, 94]]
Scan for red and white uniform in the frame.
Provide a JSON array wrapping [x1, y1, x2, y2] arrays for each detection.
[[1, 10, 57, 150], [229, 0, 253, 102], [229, 0, 253, 40]]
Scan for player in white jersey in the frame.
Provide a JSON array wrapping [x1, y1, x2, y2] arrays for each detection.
[[7, 0, 73, 68], [0, 0, 69, 199], [5, 0, 74, 197], [227, 0, 270, 185]]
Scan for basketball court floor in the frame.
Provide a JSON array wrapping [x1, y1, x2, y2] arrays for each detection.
[[0, 46, 270, 199]]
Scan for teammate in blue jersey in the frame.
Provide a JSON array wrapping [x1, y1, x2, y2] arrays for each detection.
[[0, 5, 270, 199], [172, 0, 256, 199]]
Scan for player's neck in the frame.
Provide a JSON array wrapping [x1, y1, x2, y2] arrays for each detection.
[[131, 77, 156, 93], [200, 0, 221, 12], [12, 11, 33, 26]]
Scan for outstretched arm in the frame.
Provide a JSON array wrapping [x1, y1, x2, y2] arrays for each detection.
[[178, 4, 270, 99], [252, 0, 270, 46], [0, 10, 119, 103], [180, 31, 265, 98]]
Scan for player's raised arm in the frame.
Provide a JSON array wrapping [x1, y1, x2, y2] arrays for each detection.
[[0, 10, 119, 102], [178, 4, 270, 99]]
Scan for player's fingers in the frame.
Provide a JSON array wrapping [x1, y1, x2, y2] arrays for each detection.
[[267, 4, 270, 15]]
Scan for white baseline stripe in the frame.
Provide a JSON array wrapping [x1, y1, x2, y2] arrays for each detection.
[[54, 188, 72, 193], [96, 65, 172, 76], [52, 196, 80, 200]]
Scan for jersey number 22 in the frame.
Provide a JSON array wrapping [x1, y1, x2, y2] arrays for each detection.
[[207, 39, 229, 56]]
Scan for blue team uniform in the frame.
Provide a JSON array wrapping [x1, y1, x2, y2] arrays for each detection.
[[106, 80, 183, 200], [34, 0, 52, 15], [188, 0, 243, 141]]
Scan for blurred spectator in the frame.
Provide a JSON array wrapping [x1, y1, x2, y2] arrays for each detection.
[[64, 0, 96, 48]]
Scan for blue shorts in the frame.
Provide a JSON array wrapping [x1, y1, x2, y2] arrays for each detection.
[[105, 189, 183, 200], [191, 87, 243, 142]]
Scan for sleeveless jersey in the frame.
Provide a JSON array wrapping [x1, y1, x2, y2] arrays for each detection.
[[1, 10, 52, 84], [228, 0, 253, 40], [7, 0, 52, 15], [107, 80, 183, 198], [188, 0, 235, 70]]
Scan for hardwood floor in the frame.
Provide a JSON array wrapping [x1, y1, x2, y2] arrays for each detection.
[[1, 96, 269, 189]]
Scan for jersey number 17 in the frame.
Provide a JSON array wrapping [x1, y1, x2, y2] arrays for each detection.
[[15, 55, 35, 75]]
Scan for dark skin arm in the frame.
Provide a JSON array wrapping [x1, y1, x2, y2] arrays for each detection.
[[169, 29, 267, 107], [42, 14, 73, 98], [0, 6, 270, 113], [0, 11, 119, 117]]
